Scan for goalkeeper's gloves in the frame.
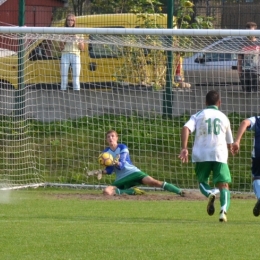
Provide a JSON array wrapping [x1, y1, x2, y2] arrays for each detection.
[[86, 169, 103, 180], [113, 155, 120, 166]]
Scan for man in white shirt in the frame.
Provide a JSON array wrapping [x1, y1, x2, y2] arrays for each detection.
[[237, 22, 259, 92], [179, 90, 234, 222]]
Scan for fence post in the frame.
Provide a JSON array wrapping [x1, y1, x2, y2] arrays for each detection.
[[15, 0, 25, 117], [163, 0, 174, 119]]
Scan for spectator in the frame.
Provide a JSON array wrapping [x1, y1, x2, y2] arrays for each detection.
[[237, 22, 259, 92], [60, 14, 84, 90]]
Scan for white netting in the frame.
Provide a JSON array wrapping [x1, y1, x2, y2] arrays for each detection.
[[2, 28, 260, 53], [0, 27, 259, 192]]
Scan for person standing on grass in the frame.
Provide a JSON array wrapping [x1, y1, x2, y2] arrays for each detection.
[[233, 116, 260, 217], [237, 21, 259, 92], [60, 14, 84, 91], [89, 129, 185, 197], [178, 90, 234, 222]]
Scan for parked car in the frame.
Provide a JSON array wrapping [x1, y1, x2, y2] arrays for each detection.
[[183, 36, 255, 87]]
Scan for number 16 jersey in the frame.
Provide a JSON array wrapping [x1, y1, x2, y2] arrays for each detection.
[[184, 106, 233, 163]]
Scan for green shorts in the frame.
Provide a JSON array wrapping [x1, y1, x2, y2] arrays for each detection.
[[112, 171, 148, 189], [195, 161, 231, 184]]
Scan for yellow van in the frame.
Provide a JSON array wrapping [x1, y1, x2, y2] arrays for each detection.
[[0, 13, 181, 89]]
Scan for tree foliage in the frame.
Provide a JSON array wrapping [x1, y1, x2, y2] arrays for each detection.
[[59, 0, 214, 29], [174, 0, 214, 29], [90, 0, 163, 14]]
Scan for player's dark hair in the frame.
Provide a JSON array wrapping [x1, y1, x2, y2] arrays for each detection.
[[206, 90, 220, 106], [245, 22, 257, 29]]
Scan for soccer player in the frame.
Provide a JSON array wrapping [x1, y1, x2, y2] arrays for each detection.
[[178, 90, 234, 222], [93, 129, 185, 197], [233, 116, 260, 217]]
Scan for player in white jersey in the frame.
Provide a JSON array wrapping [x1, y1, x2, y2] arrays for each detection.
[[98, 130, 185, 197], [179, 90, 234, 222]]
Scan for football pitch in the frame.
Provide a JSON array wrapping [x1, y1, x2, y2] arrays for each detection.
[[0, 187, 259, 260]]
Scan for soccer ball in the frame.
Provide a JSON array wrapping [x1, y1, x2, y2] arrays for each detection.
[[98, 152, 114, 166]]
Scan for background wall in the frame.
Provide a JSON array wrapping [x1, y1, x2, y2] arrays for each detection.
[[0, 86, 258, 122]]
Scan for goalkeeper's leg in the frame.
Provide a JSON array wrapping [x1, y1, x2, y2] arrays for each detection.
[[103, 172, 148, 196], [142, 176, 185, 196], [103, 186, 144, 195]]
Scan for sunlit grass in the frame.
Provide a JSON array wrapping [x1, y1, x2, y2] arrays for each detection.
[[0, 188, 259, 260]]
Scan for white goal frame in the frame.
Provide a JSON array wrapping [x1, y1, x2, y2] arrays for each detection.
[[0, 26, 259, 193]]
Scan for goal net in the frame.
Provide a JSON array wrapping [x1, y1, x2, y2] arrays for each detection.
[[0, 26, 259, 192]]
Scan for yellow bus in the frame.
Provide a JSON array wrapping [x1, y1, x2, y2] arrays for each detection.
[[0, 13, 181, 89]]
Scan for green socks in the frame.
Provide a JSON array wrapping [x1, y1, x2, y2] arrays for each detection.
[[115, 183, 182, 196], [115, 188, 135, 195], [163, 182, 181, 195], [199, 182, 212, 197], [220, 188, 230, 212]]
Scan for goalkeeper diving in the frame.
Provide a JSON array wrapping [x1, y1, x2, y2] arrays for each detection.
[[88, 129, 185, 196]]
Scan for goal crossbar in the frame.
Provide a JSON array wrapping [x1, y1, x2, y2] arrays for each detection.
[[1, 27, 260, 54], [0, 27, 259, 37]]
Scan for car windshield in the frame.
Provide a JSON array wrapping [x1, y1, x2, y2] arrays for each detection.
[[205, 37, 260, 53]]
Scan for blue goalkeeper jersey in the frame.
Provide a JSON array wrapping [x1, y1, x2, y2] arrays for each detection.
[[103, 143, 140, 181]]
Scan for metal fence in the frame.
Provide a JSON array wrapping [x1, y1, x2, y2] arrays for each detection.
[[1, 1, 260, 29], [189, 2, 260, 29]]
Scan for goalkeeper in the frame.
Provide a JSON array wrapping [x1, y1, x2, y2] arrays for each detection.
[[92, 129, 185, 196]]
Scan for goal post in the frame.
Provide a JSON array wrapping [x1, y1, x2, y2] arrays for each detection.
[[0, 26, 259, 192]]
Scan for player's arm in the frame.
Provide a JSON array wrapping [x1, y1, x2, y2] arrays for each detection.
[[77, 35, 85, 51], [86, 168, 104, 180], [86, 165, 114, 180], [225, 121, 235, 155], [103, 166, 114, 174], [113, 152, 127, 170], [227, 143, 234, 155], [178, 126, 190, 163], [233, 119, 251, 153]]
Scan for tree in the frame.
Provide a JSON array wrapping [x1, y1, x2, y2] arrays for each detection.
[[174, 0, 214, 29], [90, 0, 163, 14], [70, 0, 85, 15]]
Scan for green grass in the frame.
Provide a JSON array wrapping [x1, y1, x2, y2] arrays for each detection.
[[0, 188, 260, 260]]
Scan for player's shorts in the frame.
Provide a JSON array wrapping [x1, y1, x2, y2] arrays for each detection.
[[112, 171, 148, 189], [195, 161, 231, 184], [252, 158, 260, 178]]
